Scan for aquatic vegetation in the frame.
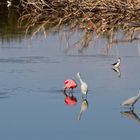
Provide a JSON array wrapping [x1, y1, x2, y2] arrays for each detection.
[[18, 0, 140, 52]]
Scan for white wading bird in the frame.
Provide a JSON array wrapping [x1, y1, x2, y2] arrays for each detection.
[[77, 72, 88, 98], [121, 90, 140, 110], [7, 1, 12, 7], [112, 57, 121, 68]]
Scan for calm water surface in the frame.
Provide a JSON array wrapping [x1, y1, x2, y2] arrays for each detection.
[[0, 2, 140, 140], [0, 33, 140, 140]]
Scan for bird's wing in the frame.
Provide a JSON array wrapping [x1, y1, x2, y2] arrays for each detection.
[[81, 82, 88, 92], [112, 61, 118, 66], [112, 62, 117, 65], [121, 96, 137, 106]]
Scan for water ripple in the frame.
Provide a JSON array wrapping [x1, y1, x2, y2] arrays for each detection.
[[0, 56, 59, 64]]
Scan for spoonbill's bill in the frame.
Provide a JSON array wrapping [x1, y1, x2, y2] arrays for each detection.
[[77, 72, 88, 98], [112, 57, 121, 68], [121, 90, 140, 110]]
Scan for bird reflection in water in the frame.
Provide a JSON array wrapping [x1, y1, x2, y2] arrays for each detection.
[[121, 110, 140, 125], [77, 98, 88, 120], [63, 91, 77, 106], [112, 67, 121, 78]]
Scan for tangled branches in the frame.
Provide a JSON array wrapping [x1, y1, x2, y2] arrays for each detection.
[[19, 0, 140, 52]]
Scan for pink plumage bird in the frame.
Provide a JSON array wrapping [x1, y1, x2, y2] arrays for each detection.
[[64, 79, 77, 93]]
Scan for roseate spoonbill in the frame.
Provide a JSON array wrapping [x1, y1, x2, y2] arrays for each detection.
[[112, 57, 121, 68], [78, 99, 88, 120], [77, 72, 88, 98], [121, 90, 140, 110], [64, 79, 77, 93]]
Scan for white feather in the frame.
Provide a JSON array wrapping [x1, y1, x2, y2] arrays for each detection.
[[121, 90, 140, 107], [77, 72, 88, 95]]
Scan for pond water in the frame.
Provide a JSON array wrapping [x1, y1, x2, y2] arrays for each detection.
[[0, 5, 140, 140]]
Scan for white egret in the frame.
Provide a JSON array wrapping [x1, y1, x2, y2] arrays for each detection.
[[112, 57, 121, 68], [121, 90, 140, 110], [77, 72, 88, 97], [7, 1, 12, 7]]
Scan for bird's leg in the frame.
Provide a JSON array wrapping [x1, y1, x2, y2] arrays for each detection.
[[82, 94, 87, 100], [131, 105, 134, 111], [85, 94, 87, 99], [68, 89, 71, 95], [68, 88, 73, 97], [63, 87, 66, 94], [129, 105, 134, 111], [82, 94, 84, 100], [70, 88, 73, 93]]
